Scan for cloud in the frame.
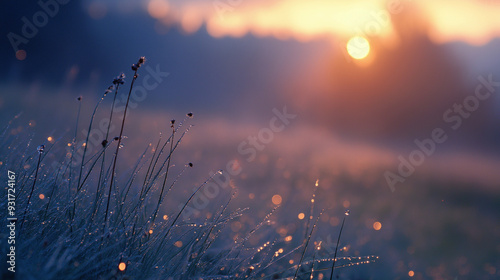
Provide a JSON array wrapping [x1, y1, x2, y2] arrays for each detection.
[[130, 0, 500, 45]]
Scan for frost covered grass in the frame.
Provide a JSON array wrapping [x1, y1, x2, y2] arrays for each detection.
[[0, 57, 377, 280]]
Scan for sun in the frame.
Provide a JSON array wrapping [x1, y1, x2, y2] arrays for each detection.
[[346, 36, 370, 60]]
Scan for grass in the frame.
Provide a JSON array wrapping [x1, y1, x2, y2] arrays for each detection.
[[0, 57, 377, 280]]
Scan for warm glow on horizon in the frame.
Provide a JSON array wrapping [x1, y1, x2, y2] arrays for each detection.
[[148, 0, 170, 19], [145, 0, 500, 46], [347, 36, 370, 59]]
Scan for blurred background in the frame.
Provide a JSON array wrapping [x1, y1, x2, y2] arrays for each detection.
[[1, 0, 500, 279]]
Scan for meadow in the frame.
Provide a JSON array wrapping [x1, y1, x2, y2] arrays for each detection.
[[0, 57, 378, 280]]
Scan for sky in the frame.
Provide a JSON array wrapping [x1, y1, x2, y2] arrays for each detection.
[[1, 0, 500, 279]]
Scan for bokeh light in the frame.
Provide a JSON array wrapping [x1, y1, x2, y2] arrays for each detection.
[[15, 50, 27, 61], [118, 262, 126, 271], [272, 194, 282, 205]]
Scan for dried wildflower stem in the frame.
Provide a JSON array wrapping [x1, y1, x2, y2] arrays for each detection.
[[44, 160, 64, 220], [189, 191, 236, 276], [72, 91, 108, 221], [129, 161, 190, 251], [147, 172, 219, 266], [151, 123, 176, 224], [94, 83, 121, 220], [104, 57, 144, 232], [141, 135, 162, 194], [140, 125, 192, 202], [142, 116, 190, 193], [142, 132, 175, 191], [294, 209, 324, 280], [76, 91, 108, 193], [114, 144, 149, 224], [69, 97, 82, 197], [78, 141, 114, 196], [329, 211, 348, 280], [305, 180, 319, 240], [310, 241, 321, 280], [19, 146, 43, 233]]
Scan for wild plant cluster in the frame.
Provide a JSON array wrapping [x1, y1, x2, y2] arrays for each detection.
[[0, 57, 376, 280]]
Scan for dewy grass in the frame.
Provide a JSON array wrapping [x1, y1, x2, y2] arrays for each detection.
[[19, 144, 44, 233], [96, 74, 123, 212], [104, 57, 145, 233], [294, 209, 324, 280], [0, 57, 377, 279], [329, 209, 350, 280], [68, 96, 82, 201], [151, 120, 176, 224], [76, 86, 110, 193]]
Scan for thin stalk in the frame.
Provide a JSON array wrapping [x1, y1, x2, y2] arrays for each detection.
[[71, 91, 109, 223], [329, 210, 349, 280], [151, 124, 175, 224], [76, 92, 107, 193], [142, 135, 163, 191], [305, 179, 319, 240], [104, 57, 144, 233], [95, 83, 120, 219], [294, 209, 324, 280], [19, 148, 43, 233], [146, 171, 221, 265], [44, 161, 63, 220], [69, 97, 82, 198]]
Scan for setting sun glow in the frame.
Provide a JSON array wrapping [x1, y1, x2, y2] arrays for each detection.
[[346, 36, 370, 59]]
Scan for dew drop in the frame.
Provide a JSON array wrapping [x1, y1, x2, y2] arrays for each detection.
[[119, 144, 124, 149], [345, 210, 350, 216]]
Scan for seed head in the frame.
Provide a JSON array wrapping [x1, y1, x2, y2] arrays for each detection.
[[37, 145, 45, 154], [132, 57, 146, 71], [113, 73, 125, 85]]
